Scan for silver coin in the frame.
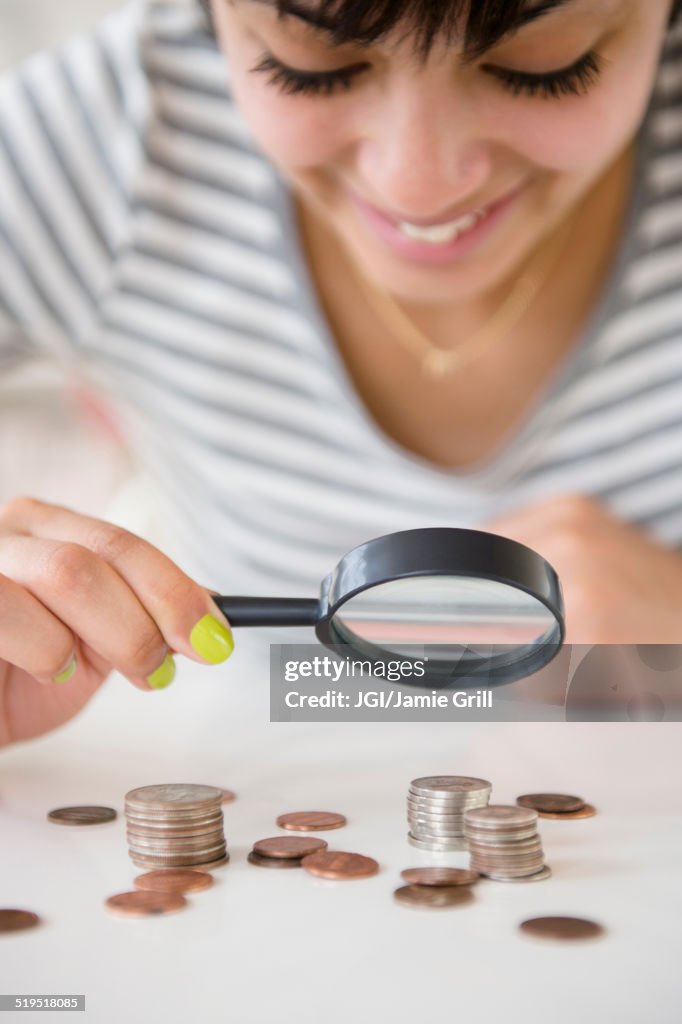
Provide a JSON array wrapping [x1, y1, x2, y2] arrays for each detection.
[[127, 840, 227, 858], [483, 865, 552, 883], [464, 805, 538, 827], [464, 826, 538, 843], [407, 832, 467, 852], [130, 854, 230, 871], [126, 822, 225, 839], [125, 784, 224, 811], [129, 848, 228, 867], [126, 834, 225, 852], [410, 776, 492, 794]]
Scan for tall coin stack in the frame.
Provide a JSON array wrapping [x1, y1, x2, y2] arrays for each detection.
[[464, 805, 548, 880], [125, 785, 228, 870], [407, 776, 492, 852]]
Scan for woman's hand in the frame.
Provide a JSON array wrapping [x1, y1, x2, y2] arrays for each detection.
[[0, 497, 234, 746], [485, 494, 682, 644]]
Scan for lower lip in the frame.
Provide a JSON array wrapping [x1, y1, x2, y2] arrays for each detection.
[[348, 185, 526, 266]]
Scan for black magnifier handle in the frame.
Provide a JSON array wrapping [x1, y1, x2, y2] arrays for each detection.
[[212, 595, 320, 628]]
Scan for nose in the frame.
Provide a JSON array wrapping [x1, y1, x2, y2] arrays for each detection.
[[354, 77, 492, 219]]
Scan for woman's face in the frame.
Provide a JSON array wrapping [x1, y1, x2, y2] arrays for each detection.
[[211, 0, 673, 305]]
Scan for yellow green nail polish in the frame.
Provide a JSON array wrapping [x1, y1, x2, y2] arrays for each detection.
[[147, 652, 176, 690], [53, 656, 77, 683], [190, 614, 234, 664]]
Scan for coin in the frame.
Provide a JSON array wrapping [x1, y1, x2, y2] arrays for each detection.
[[393, 885, 475, 908], [130, 855, 229, 871], [104, 891, 187, 917], [247, 851, 304, 869], [47, 806, 117, 826], [408, 833, 467, 852], [410, 776, 492, 795], [465, 805, 538, 828], [221, 789, 237, 803], [536, 804, 597, 820], [301, 851, 379, 879], [485, 866, 552, 883], [134, 870, 213, 894], [252, 836, 328, 859], [276, 811, 347, 832], [517, 794, 585, 814], [0, 909, 41, 933], [519, 915, 605, 940], [400, 868, 480, 887], [125, 785, 223, 812]]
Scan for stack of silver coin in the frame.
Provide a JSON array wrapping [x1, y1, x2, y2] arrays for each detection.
[[407, 776, 492, 852], [464, 805, 549, 881], [124, 784, 228, 870]]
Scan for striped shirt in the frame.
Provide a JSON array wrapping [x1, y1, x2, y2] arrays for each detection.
[[2, 0, 682, 638]]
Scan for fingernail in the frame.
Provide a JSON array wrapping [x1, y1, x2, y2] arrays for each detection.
[[147, 652, 176, 690], [53, 656, 77, 684], [190, 614, 234, 664]]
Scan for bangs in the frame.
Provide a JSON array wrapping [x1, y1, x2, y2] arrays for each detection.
[[273, 0, 529, 62]]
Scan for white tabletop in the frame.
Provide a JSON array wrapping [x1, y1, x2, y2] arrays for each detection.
[[2, 639, 681, 1024]]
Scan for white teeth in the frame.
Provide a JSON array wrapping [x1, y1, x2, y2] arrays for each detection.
[[398, 210, 484, 244]]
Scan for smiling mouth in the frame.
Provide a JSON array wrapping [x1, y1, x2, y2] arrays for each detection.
[[356, 185, 525, 247]]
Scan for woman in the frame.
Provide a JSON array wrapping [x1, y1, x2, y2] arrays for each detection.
[[1, 0, 681, 744]]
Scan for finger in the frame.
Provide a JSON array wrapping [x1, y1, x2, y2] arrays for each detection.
[[0, 536, 172, 691], [1, 498, 234, 666], [0, 571, 77, 684]]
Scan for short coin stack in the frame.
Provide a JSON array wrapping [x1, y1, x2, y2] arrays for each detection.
[[125, 784, 228, 870], [407, 776, 492, 852], [464, 805, 549, 881]]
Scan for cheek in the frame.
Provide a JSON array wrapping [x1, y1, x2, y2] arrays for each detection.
[[230, 76, 344, 171], [492, 59, 658, 176]]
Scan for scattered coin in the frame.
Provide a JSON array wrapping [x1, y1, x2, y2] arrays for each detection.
[[221, 789, 237, 804], [393, 885, 475, 909], [0, 909, 41, 933], [247, 851, 304, 869], [252, 836, 328, 860], [276, 811, 347, 832], [48, 806, 117, 826], [301, 851, 379, 879], [536, 804, 597, 820], [104, 891, 187, 917], [400, 867, 480, 887], [519, 916, 605, 940], [517, 794, 585, 814], [133, 869, 213, 894]]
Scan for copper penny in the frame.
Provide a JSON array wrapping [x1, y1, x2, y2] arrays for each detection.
[[276, 811, 347, 832], [105, 891, 187, 917], [0, 909, 41, 933], [400, 867, 480, 887], [301, 850, 379, 879], [48, 806, 117, 825], [520, 916, 605, 940], [394, 886, 475, 909], [133, 869, 213, 894], [247, 851, 303, 869], [517, 794, 585, 814], [252, 836, 328, 859], [537, 804, 597, 820], [221, 789, 237, 804]]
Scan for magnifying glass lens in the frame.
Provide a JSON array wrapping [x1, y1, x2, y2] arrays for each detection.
[[331, 575, 557, 659]]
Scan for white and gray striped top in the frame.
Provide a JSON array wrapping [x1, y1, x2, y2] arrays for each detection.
[[1, 0, 682, 608]]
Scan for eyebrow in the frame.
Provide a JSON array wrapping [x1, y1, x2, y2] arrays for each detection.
[[239, 0, 579, 40]]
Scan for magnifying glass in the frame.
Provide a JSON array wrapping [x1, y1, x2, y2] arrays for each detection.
[[212, 528, 564, 688]]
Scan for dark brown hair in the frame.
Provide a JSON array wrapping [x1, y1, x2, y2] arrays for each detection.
[[199, 0, 682, 59]]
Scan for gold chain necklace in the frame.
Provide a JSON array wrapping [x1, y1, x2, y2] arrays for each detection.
[[342, 215, 575, 380]]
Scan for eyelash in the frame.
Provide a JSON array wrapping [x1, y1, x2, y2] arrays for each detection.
[[250, 50, 603, 100]]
